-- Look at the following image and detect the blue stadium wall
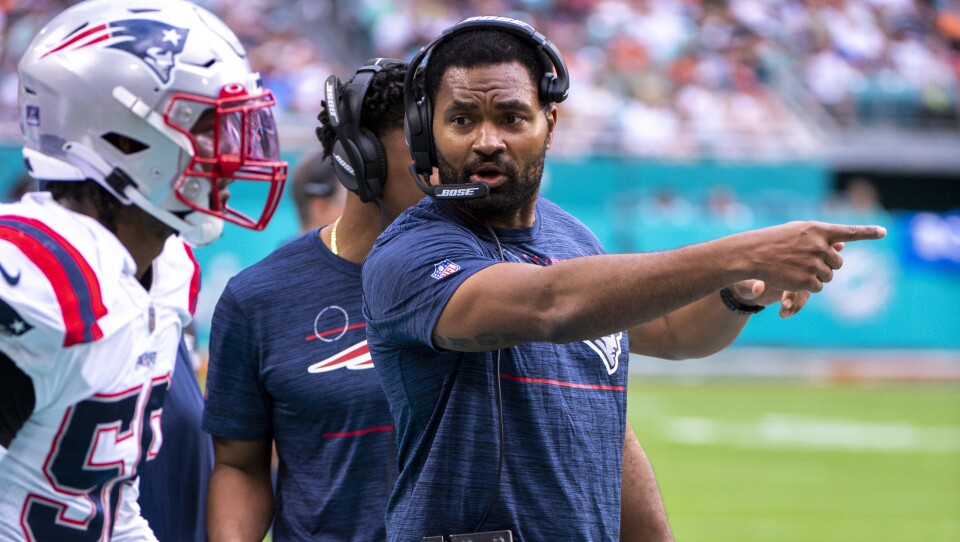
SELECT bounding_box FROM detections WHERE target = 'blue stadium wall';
[1,146,956,351]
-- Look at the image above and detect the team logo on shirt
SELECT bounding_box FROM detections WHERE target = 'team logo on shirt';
[42,19,189,84]
[306,305,374,373]
[431,259,461,280]
[583,332,623,375]
[308,340,373,373]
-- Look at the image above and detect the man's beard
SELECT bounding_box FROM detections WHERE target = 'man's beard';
[436,139,548,220]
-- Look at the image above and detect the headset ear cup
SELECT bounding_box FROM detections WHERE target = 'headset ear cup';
[331,138,363,194]
[357,127,386,202]
[409,95,435,175]
[424,96,437,168]
[540,73,557,104]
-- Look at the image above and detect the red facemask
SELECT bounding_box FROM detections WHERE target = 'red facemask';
[165,84,287,231]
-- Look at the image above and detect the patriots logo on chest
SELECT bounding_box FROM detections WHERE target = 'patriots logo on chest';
[583,331,623,375]
[305,305,373,374]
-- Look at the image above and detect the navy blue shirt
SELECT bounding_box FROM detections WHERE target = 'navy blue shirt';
[363,197,629,541]
[202,230,394,541]
[139,338,212,542]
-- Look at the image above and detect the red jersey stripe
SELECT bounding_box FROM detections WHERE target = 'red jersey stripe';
[323,425,393,439]
[0,216,106,346]
[182,243,201,316]
[499,373,626,392]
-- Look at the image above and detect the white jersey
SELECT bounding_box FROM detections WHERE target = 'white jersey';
[0,193,194,542]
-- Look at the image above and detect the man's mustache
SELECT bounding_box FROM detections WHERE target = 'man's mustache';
[457,155,519,184]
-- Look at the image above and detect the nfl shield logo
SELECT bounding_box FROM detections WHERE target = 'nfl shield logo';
[431,259,461,280]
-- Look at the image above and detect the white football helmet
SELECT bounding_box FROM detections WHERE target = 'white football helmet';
[18,0,287,246]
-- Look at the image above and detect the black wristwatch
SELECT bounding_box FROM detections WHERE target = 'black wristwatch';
[720,287,765,315]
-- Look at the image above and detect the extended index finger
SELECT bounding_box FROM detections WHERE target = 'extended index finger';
[824,224,887,243]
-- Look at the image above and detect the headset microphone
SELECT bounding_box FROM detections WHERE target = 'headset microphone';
[408,165,489,200]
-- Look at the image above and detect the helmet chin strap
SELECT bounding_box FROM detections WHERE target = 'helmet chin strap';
[57,140,223,246]
[121,185,224,247]
[179,211,224,247]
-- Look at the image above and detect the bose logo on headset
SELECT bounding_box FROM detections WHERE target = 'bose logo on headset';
[324,79,340,126]
[437,187,482,198]
[332,152,354,176]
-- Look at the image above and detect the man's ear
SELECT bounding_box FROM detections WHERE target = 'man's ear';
[544,105,558,149]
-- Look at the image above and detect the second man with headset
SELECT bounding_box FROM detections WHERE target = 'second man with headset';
[203,60,422,541]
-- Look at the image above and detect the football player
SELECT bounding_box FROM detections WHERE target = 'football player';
[0,1,286,540]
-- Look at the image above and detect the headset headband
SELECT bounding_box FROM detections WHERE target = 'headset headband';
[329,58,399,142]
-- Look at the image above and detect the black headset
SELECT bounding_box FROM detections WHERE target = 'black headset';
[403,16,570,199]
[323,58,402,203]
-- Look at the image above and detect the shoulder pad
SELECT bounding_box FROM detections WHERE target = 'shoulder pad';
[150,237,201,318]
[0,198,143,348]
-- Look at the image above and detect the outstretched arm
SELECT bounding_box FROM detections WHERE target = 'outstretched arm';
[434,222,884,352]
[207,437,274,542]
[628,279,811,359]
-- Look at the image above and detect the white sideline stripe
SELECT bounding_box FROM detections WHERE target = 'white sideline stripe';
[656,414,960,453]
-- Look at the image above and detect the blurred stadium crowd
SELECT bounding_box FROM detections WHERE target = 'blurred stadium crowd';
[1,0,957,159]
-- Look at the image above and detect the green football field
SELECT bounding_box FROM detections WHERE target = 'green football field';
[627,381,960,542]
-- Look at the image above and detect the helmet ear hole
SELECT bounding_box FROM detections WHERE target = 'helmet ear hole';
[102,133,149,154]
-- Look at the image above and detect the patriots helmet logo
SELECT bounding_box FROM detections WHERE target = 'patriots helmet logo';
[583,331,623,375]
[42,19,189,84]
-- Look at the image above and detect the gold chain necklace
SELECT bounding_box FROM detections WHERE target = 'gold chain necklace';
[330,217,341,256]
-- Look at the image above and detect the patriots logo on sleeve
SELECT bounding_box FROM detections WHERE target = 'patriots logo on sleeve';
[41,19,189,84]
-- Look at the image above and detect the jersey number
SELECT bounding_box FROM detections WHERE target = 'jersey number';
[20,377,169,541]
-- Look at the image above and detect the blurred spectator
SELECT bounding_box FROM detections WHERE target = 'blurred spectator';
[705,184,755,229]
[640,186,696,226]
[823,176,889,219]
[290,150,345,232]
[1,0,957,157]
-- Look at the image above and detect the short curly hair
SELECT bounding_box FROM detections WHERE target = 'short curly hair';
[423,29,554,109]
[317,62,407,160]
